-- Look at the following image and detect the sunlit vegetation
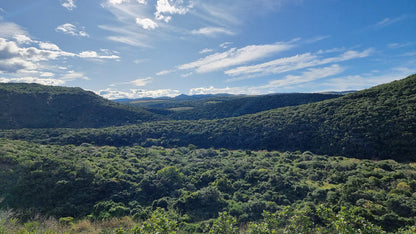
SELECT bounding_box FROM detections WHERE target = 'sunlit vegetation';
[1,75,416,233]
[1,139,416,232]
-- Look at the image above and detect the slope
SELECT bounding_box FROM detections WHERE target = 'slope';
[121,93,342,120]
[0,83,162,129]
[1,74,415,161]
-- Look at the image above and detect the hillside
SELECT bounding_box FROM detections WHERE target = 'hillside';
[0,83,162,129]
[122,93,342,120]
[3,74,414,161]
[1,139,416,232]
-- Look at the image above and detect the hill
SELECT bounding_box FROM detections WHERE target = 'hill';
[0,83,162,129]
[4,74,414,161]
[120,93,342,120]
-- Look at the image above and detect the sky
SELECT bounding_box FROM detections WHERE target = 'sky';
[0,0,415,99]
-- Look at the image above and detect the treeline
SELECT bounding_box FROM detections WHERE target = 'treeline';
[125,93,342,120]
[1,139,416,232]
[2,74,416,161]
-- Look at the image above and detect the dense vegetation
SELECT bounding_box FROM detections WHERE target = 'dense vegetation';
[1,139,416,233]
[3,74,415,161]
[122,93,341,120]
[0,83,162,129]
[1,75,416,233]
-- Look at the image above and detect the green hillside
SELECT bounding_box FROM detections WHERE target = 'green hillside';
[1,139,416,232]
[3,74,414,161]
[123,93,341,120]
[0,83,162,129]
[169,93,342,120]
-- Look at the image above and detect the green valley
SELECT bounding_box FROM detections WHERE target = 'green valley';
[1,74,416,233]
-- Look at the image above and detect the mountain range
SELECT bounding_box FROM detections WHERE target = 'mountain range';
[0,74,415,161]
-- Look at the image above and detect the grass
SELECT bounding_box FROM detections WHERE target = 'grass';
[0,210,135,234]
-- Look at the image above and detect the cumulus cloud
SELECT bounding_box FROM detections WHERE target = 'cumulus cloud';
[14,35,32,44]
[55,23,89,37]
[136,18,158,30]
[0,22,28,38]
[61,0,76,11]
[155,0,192,22]
[39,42,60,51]
[179,42,294,73]
[99,88,180,99]
[0,35,118,76]
[191,27,234,36]
[0,77,66,86]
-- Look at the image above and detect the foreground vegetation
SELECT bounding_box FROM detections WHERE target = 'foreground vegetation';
[1,139,416,232]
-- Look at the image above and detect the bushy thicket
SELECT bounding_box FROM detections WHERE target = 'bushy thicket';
[1,139,416,232]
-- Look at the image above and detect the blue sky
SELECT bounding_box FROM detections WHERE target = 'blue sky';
[0,0,415,99]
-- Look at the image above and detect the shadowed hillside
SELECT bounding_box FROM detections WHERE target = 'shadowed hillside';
[2,74,415,161]
[0,83,162,129]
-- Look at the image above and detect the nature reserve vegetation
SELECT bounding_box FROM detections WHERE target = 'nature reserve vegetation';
[0,74,416,233]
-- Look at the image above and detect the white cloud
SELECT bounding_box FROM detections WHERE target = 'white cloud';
[98,3,151,47]
[265,64,345,88]
[0,77,66,86]
[61,0,76,11]
[191,27,234,36]
[108,0,147,5]
[373,15,408,29]
[99,88,180,99]
[225,48,373,78]
[220,42,232,49]
[188,64,345,96]
[39,42,60,51]
[155,0,192,22]
[78,51,120,59]
[188,86,247,95]
[0,22,28,38]
[40,72,54,77]
[129,77,152,86]
[179,42,294,73]
[136,18,158,30]
[14,35,32,44]
[199,48,213,54]
[56,23,89,37]
[60,71,89,80]
[321,69,414,92]
[156,69,174,76]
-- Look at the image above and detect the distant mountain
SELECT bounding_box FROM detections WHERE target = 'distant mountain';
[0,83,162,129]
[8,74,414,161]
[169,93,342,120]
[2,74,416,161]
[120,93,342,120]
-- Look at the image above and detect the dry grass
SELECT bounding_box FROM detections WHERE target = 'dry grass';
[0,210,135,234]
